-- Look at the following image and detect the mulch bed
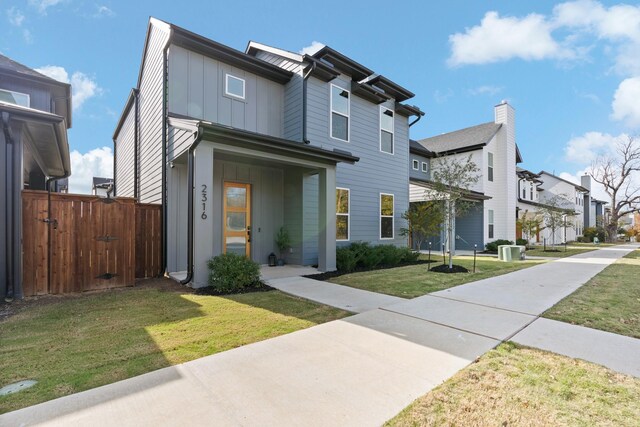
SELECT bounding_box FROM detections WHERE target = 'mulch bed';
[194,282,275,296]
[305,259,437,281]
[429,264,469,273]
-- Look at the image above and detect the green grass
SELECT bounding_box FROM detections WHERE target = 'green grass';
[525,246,596,258]
[569,242,617,248]
[386,342,640,426]
[329,256,545,298]
[0,282,349,414]
[544,249,640,339]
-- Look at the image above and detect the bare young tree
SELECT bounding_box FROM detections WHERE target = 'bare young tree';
[536,194,575,247]
[590,136,640,242]
[431,154,480,270]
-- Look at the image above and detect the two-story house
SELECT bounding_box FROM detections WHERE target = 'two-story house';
[409,102,520,251]
[0,53,72,299]
[113,18,423,287]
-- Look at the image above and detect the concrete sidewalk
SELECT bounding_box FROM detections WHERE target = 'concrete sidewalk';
[2,244,637,426]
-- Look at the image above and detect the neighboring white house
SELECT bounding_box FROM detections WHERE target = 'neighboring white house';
[409,102,519,252]
[92,177,114,197]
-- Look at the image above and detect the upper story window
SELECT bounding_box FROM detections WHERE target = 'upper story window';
[336,188,350,241]
[330,84,350,141]
[0,88,30,108]
[487,152,494,182]
[380,107,394,154]
[412,159,419,170]
[422,162,428,173]
[225,74,245,100]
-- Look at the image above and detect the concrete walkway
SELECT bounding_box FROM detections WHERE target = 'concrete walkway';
[2,244,638,426]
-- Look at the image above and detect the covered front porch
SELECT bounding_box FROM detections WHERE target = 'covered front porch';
[166,117,357,287]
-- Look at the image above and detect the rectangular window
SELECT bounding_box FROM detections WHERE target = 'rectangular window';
[530,184,533,200]
[336,188,350,241]
[330,84,349,141]
[380,193,394,239]
[487,152,494,182]
[522,187,526,199]
[0,88,30,107]
[412,159,419,170]
[380,107,394,154]
[488,209,494,239]
[422,162,428,172]
[225,74,245,99]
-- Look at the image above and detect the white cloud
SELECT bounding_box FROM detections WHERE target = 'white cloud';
[35,65,102,110]
[7,7,25,26]
[299,41,324,56]
[469,85,503,96]
[22,29,33,44]
[434,88,454,103]
[559,170,610,201]
[448,11,572,66]
[95,5,115,18]
[611,77,640,128]
[29,0,65,14]
[69,147,113,194]
[564,131,623,164]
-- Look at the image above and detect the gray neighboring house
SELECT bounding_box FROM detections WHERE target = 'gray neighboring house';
[112,18,423,287]
[92,176,114,196]
[410,102,521,251]
[0,54,72,300]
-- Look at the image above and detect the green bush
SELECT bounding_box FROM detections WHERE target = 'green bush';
[207,253,261,293]
[336,247,358,273]
[335,243,419,272]
[516,238,528,246]
[583,227,606,243]
[485,239,514,252]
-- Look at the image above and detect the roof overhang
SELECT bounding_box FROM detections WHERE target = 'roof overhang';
[396,103,425,118]
[168,114,359,165]
[1,101,70,178]
[312,46,373,81]
[364,75,414,103]
[410,177,492,201]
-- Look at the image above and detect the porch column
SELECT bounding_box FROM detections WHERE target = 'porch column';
[193,143,215,287]
[318,165,336,272]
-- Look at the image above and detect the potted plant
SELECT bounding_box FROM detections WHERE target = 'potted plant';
[275,226,291,266]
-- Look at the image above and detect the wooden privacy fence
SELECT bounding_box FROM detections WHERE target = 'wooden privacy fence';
[22,190,162,296]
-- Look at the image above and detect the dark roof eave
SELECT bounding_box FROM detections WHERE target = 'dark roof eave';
[365,75,414,102]
[112,89,136,140]
[170,29,293,84]
[312,46,373,81]
[192,120,359,164]
[396,103,425,118]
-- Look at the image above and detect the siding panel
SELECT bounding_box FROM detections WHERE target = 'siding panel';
[115,105,136,197]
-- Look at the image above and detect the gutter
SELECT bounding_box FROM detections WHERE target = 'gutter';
[179,128,204,285]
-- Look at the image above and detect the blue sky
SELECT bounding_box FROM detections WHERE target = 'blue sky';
[2,0,639,195]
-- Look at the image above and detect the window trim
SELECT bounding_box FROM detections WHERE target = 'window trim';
[488,209,494,239]
[225,74,246,100]
[487,152,494,182]
[379,106,394,155]
[336,187,350,242]
[380,192,395,240]
[330,84,350,142]
[0,87,30,107]
[412,159,419,170]
[421,162,428,173]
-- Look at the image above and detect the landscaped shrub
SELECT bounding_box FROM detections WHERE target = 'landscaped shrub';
[335,243,421,272]
[378,245,405,267]
[583,227,606,243]
[207,253,261,293]
[485,239,514,252]
[336,247,358,273]
[516,238,528,246]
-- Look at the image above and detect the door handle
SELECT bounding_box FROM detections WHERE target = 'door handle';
[247,226,251,243]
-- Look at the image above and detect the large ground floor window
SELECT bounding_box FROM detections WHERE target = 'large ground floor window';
[336,188,350,241]
[380,193,394,239]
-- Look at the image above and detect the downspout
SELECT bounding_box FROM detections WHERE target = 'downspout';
[2,112,15,301]
[301,61,316,144]
[179,128,204,285]
[162,43,170,276]
[133,88,140,200]
[408,113,423,127]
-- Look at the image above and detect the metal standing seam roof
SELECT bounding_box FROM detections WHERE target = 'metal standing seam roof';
[415,122,502,154]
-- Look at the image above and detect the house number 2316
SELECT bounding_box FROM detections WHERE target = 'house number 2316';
[201,184,207,220]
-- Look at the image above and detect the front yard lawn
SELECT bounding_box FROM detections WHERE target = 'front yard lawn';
[329,256,544,298]
[525,246,596,258]
[386,342,640,426]
[544,249,640,339]
[0,280,349,414]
